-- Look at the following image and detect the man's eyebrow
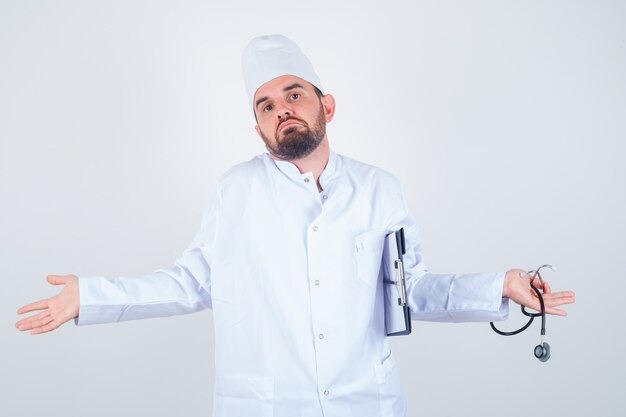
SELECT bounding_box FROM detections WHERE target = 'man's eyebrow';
[283,83,305,92]
[255,95,269,109]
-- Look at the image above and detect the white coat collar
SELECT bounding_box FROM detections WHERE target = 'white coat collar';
[268,149,338,191]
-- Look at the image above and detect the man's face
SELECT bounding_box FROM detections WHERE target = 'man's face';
[254,75,334,160]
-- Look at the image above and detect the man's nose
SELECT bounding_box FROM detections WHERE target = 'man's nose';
[275,101,293,120]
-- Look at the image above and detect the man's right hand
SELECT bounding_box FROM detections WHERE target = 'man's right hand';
[15,274,80,335]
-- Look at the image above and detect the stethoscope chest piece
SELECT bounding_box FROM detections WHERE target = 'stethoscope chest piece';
[534,342,551,362]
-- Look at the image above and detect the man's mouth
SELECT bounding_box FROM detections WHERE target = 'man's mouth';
[278,119,303,133]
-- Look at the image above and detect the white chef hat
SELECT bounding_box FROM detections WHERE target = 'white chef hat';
[242,34,324,109]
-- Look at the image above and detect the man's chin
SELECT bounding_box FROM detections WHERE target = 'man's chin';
[271,140,320,161]
[278,125,304,139]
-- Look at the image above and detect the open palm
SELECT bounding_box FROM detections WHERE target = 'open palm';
[15,274,80,335]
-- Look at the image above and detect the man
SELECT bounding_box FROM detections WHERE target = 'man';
[16,35,575,417]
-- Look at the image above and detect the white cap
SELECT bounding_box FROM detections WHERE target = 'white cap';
[242,34,324,108]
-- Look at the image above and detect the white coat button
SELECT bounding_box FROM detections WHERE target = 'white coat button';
[322,195,328,200]
[315,280,320,285]
[313,226,318,231]
[304,178,310,183]
[318,333,324,339]
[324,390,330,396]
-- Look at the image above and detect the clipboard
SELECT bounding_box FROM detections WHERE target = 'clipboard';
[382,228,412,336]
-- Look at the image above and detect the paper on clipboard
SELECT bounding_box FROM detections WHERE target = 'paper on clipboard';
[382,228,412,336]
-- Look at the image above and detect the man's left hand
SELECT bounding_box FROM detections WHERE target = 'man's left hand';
[503,268,576,316]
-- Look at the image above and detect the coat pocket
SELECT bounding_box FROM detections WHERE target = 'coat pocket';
[374,354,405,417]
[213,375,274,417]
[354,230,386,286]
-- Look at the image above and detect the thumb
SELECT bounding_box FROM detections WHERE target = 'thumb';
[47,274,69,285]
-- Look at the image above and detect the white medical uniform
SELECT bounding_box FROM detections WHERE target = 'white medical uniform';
[75,150,508,417]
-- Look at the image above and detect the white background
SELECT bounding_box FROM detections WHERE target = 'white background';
[1,1,624,416]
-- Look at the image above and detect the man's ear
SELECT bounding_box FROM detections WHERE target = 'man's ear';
[254,125,262,138]
[320,94,336,123]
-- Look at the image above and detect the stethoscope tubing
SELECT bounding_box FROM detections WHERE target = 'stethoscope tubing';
[490,266,549,342]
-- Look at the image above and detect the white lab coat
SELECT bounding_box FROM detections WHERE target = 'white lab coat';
[75,150,508,417]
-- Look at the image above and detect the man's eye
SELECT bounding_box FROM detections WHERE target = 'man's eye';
[290,93,300,100]
[263,104,273,112]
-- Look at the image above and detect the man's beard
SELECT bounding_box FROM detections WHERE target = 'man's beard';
[260,105,326,160]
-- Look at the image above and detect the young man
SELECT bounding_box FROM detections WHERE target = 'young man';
[16,35,575,417]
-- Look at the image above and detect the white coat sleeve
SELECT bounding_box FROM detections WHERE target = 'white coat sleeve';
[390,183,509,323]
[74,186,221,326]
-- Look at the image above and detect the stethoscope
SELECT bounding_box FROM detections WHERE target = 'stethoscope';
[490,264,555,362]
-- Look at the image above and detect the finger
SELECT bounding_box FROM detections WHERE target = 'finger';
[542,280,552,294]
[549,290,575,298]
[524,304,542,314]
[529,278,551,293]
[545,296,576,308]
[47,275,69,285]
[545,307,567,317]
[15,310,51,330]
[523,292,574,316]
[29,319,61,335]
[541,292,575,315]
[17,299,49,315]
[543,291,575,300]
[21,314,54,332]
[543,291,576,303]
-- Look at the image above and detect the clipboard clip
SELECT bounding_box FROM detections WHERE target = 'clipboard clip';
[383,228,412,336]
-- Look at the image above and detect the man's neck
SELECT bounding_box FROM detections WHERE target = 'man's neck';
[270,137,330,192]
